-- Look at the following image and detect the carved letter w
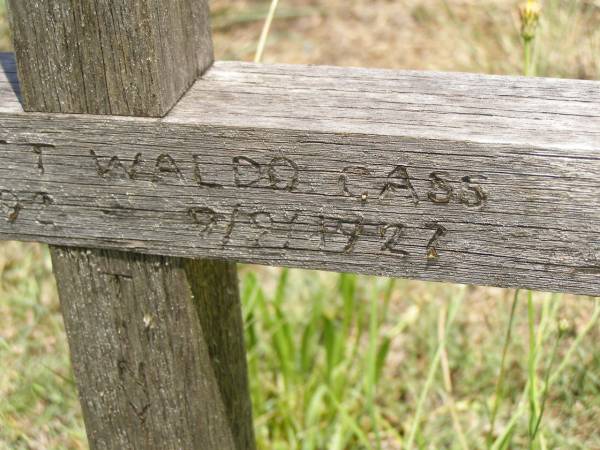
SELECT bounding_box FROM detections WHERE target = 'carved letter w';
[90,150,143,180]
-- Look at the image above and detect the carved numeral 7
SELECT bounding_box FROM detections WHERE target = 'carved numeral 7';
[426,223,448,260]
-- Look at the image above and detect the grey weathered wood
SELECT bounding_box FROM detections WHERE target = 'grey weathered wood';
[0,54,599,296]
[5,1,255,448]
[52,251,254,449]
[6,0,213,117]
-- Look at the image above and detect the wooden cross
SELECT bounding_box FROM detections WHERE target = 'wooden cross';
[2,0,599,448]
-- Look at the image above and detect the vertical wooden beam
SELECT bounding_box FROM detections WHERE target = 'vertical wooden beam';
[7,1,255,449]
[7,0,213,116]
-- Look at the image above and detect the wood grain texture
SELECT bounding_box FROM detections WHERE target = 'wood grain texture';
[6,0,213,117]
[0,54,599,296]
[5,0,255,446]
[52,251,254,449]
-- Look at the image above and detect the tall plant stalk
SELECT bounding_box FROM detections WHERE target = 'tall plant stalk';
[255,0,280,63]
[519,0,541,76]
[404,289,465,450]
[488,290,520,443]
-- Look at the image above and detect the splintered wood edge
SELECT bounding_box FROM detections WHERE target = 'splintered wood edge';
[0,53,599,295]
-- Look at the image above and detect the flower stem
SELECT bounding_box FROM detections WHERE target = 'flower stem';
[524,38,535,77]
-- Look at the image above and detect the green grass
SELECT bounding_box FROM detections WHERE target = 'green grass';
[0,243,85,449]
[2,243,600,449]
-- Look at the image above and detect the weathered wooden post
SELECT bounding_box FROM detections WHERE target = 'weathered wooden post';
[6,1,255,449]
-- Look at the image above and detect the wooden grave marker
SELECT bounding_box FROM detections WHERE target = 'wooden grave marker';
[1,0,599,448]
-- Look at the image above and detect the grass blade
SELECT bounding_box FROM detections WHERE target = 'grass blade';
[254,0,280,63]
[527,291,539,443]
[438,303,469,450]
[404,289,465,450]
[489,289,520,442]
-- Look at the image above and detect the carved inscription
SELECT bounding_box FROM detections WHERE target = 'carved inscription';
[339,166,371,203]
[379,165,420,204]
[0,189,21,222]
[380,224,408,256]
[0,139,55,176]
[85,148,488,209]
[425,223,447,260]
[185,204,449,259]
[92,150,142,179]
[0,189,55,225]
[233,156,299,191]
[31,143,54,175]
[0,139,492,262]
[337,164,487,208]
[428,172,488,207]
[153,154,185,183]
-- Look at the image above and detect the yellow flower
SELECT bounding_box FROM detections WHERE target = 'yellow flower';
[519,0,541,41]
[558,318,571,334]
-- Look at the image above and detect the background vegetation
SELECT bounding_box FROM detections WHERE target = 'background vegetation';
[1,0,599,449]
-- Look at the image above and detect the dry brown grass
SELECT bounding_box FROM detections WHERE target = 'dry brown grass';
[212,0,600,79]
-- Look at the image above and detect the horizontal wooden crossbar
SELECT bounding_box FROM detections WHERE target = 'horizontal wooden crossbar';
[0,53,598,295]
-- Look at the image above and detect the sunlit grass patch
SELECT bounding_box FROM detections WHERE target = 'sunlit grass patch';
[240,267,600,449]
[1,243,599,449]
[0,242,85,449]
